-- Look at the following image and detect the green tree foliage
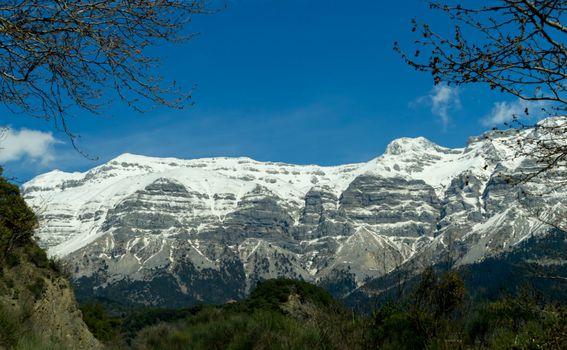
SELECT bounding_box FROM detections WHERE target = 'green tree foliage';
[245,278,338,311]
[0,303,21,348]
[81,275,566,349]
[466,293,567,349]
[133,308,331,350]
[80,300,201,344]
[80,302,122,342]
[85,279,367,349]
[370,269,566,349]
[0,168,37,258]
[370,269,466,349]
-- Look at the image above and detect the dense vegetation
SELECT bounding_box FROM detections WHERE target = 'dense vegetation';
[80,279,368,349]
[0,169,37,258]
[79,275,566,350]
[368,270,566,349]
[345,229,567,312]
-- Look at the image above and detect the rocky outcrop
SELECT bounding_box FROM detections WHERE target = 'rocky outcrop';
[339,175,440,237]
[30,273,100,348]
[0,247,100,349]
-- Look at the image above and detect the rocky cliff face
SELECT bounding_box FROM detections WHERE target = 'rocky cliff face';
[22,118,566,306]
[0,252,101,349]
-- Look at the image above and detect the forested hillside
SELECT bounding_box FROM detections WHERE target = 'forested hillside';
[80,277,566,349]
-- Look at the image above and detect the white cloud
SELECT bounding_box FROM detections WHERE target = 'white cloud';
[412,84,461,128]
[430,84,461,127]
[0,128,61,165]
[481,99,547,127]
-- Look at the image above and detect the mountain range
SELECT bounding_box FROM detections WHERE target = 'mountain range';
[22,117,566,307]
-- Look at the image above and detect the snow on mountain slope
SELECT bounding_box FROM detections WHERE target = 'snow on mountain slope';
[22,119,566,306]
[23,137,487,255]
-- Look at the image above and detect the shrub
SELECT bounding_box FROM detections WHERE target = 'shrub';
[369,269,467,349]
[4,277,14,289]
[0,304,22,348]
[129,282,369,350]
[14,334,68,350]
[5,250,20,267]
[133,308,329,350]
[80,302,122,342]
[27,277,46,300]
[84,275,566,349]
[119,305,200,343]
[246,278,337,312]
[27,244,50,269]
[466,294,567,349]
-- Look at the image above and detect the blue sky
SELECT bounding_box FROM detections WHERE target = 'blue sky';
[1,0,527,181]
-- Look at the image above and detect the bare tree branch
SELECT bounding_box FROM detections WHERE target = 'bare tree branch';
[396,0,566,181]
[0,0,215,153]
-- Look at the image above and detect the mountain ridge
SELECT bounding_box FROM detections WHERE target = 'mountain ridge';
[22,118,566,307]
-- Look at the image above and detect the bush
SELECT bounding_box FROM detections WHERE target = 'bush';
[119,305,200,343]
[131,280,367,350]
[133,308,328,350]
[246,278,337,311]
[466,294,567,349]
[80,302,122,342]
[27,277,46,300]
[0,304,21,348]
[80,275,566,349]
[14,334,68,350]
[369,269,467,349]
[368,270,567,350]
[5,250,20,267]
[27,244,50,269]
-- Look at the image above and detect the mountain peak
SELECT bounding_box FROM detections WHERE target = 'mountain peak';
[384,136,438,155]
[537,115,566,127]
[110,152,164,164]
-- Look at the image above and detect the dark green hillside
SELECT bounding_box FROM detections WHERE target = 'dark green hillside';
[346,229,567,311]
[461,229,567,302]
[80,279,369,349]
[78,275,566,350]
[121,279,368,350]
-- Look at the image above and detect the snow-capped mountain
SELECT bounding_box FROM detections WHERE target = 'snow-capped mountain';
[22,118,566,307]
